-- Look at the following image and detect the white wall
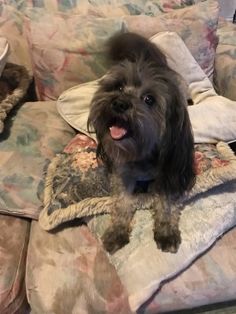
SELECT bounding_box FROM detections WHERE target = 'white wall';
[218,0,236,21]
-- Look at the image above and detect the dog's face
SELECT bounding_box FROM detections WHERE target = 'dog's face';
[88,59,188,166]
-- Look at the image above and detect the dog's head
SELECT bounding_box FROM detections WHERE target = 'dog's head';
[88,33,195,195]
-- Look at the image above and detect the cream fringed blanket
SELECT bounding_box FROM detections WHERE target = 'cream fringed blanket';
[40,140,236,231]
[39,135,236,311]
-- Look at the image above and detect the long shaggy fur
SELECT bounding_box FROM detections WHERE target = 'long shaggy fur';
[88,32,196,254]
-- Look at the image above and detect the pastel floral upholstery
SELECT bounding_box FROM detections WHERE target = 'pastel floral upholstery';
[0,215,30,314]
[0,101,75,219]
[26,220,236,313]
[24,0,219,100]
[142,228,236,313]
[214,19,236,101]
[2,0,198,14]
[0,0,201,97]
[0,5,32,71]
[26,221,132,314]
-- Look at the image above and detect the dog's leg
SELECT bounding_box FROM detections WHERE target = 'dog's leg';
[102,194,136,254]
[153,196,182,253]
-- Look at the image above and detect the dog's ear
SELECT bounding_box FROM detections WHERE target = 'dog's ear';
[107,32,167,67]
[159,94,196,197]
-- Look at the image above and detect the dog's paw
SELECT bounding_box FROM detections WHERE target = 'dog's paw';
[154,224,181,253]
[102,224,130,254]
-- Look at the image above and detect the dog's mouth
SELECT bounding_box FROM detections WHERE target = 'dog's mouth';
[108,118,129,140]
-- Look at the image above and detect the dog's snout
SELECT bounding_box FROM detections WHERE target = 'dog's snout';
[111,100,131,113]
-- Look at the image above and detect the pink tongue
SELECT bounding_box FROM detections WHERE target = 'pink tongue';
[109,126,127,140]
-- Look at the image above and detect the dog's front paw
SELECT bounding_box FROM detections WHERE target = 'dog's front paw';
[102,224,130,254]
[154,223,181,253]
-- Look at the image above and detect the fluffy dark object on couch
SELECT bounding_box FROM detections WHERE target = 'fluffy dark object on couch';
[88,32,196,254]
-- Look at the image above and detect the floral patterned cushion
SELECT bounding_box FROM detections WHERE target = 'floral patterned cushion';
[24,0,218,100]
[142,227,236,313]
[26,220,132,314]
[26,221,236,313]
[0,101,75,219]
[0,215,30,313]
[125,0,219,80]
[5,0,199,14]
[24,12,128,100]
[0,1,201,74]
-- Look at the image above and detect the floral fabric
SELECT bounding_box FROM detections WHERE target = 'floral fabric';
[28,216,236,313]
[24,0,219,100]
[0,0,200,99]
[26,221,132,314]
[142,227,236,313]
[5,0,197,14]
[0,5,32,71]
[24,12,128,100]
[125,0,219,80]
[214,19,236,101]
[41,134,234,219]
[0,101,75,219]
[0,215,30,314]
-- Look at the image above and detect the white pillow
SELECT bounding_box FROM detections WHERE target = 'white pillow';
[151,32,236,144]
[57,32,236,144]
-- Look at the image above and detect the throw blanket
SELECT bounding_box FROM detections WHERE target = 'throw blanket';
[39,134,236,311]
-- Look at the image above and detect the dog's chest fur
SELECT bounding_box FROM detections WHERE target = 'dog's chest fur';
[110,160,157,195]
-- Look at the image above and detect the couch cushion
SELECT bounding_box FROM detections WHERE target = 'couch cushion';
[0,1,201,75]
[2,0,197,14]
[0,215,30,314]
[142,227,236,313]
[26,221,236,313]
[24,0,219,100]
[0,101,75,219]
[26,221,132,314]
[125,0,219,80]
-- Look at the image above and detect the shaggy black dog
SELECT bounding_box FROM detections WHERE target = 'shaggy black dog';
[88,32,196,254]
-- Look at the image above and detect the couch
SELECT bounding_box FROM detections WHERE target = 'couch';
[0,0,236,313]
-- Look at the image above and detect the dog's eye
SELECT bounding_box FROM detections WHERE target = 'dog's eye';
[144,95,155,106]
[118,85,123,92]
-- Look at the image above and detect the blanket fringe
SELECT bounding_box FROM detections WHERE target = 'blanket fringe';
[39,142,236,231]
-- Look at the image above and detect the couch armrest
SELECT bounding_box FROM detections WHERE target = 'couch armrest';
[214,20,236,101]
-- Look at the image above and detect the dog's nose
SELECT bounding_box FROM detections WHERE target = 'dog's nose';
[111,100,131,113]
